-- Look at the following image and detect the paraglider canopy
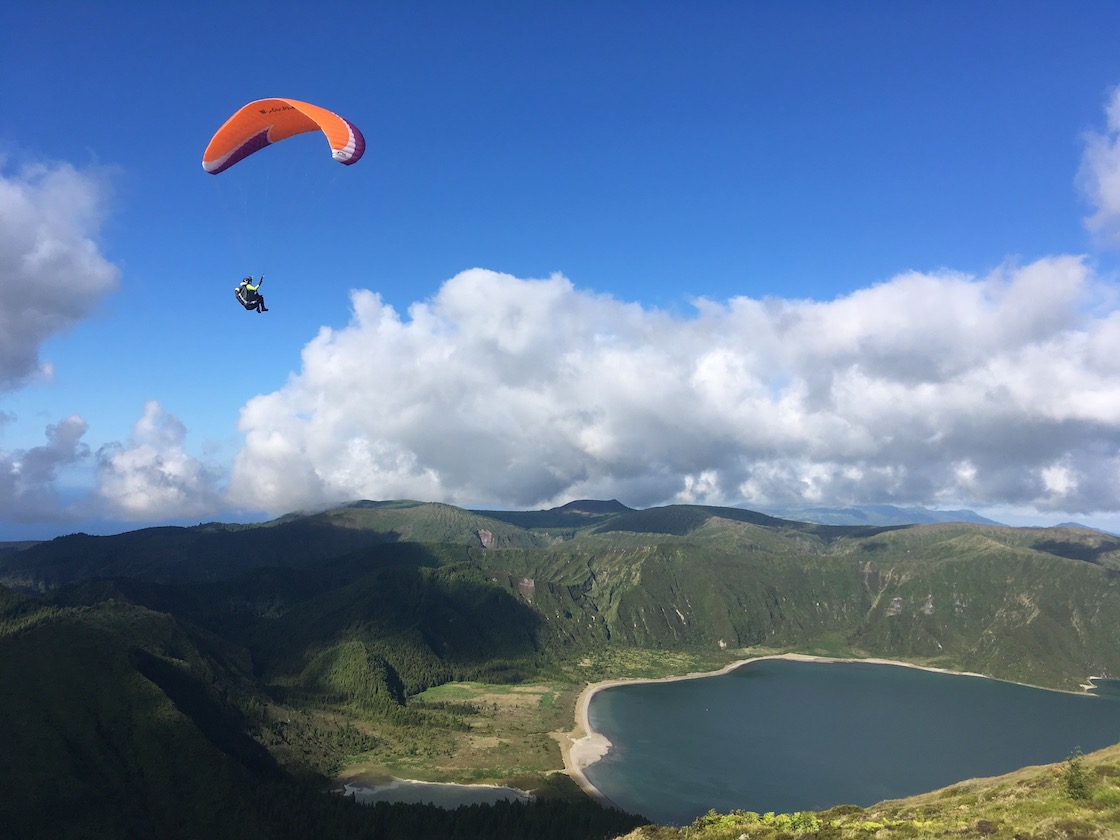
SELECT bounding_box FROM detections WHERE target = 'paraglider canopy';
[203,98,365,175]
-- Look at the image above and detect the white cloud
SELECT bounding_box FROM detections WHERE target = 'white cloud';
[0,157,120,389]
[227,260,1120,519]
[96,401,223,520]
[0,402,228,530]
[1078,85,1120,247]
[0,416,90,522]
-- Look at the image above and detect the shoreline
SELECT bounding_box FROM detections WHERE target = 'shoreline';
[556,652,1101,808]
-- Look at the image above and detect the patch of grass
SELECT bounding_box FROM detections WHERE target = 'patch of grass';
[337,679,580,786]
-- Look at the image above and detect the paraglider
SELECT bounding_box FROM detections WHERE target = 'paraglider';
[203,98,365,314]
[236,276,267,313]
[203,97,365,175]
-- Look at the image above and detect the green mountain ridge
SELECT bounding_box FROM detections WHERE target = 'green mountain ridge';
[3,499,1120,837]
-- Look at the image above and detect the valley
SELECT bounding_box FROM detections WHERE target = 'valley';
[2,499,1119,838]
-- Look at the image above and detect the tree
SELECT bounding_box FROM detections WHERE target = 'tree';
[1063,747,1090,801]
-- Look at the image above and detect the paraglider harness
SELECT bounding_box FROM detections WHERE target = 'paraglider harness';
[236,275,264,310]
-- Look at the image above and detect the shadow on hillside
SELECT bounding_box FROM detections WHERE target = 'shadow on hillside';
[1033,538,1120,566]
[0,520,409,588]
[131,648,285,781]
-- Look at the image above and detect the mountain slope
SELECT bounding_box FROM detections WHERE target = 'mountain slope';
[6,501,1120,689]
[0,501,549,589]
[0,596,284,838]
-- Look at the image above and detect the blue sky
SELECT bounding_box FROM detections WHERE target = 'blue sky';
[4,1,1120,539]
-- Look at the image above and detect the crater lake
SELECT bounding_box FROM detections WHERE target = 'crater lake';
[582,658,1120,825]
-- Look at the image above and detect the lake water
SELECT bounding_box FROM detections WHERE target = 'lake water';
[583,658,1120,825]
[342,779,532,808]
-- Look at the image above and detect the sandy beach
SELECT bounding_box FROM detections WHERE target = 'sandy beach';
[555,652,1083,807]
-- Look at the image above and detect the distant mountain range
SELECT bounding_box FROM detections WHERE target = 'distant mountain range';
[752,504,1116,535]
[750,503,1003,527]
[471,499,1006,528]
[472,498,1111,532]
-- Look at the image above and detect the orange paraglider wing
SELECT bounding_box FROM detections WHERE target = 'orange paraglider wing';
[203,98,365,175]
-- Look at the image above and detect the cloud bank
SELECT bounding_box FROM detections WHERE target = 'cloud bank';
[226,260,1120,518]
[0,156,123,530]
[95,401,223,520]
[0,416,89,523]
[0,157,120,389]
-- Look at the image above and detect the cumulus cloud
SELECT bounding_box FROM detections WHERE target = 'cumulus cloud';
[1078,85,1120,247]
[96,401,223,520]
[0,416,90,522]
[0,156,119,389]
[227,260,1120,518]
